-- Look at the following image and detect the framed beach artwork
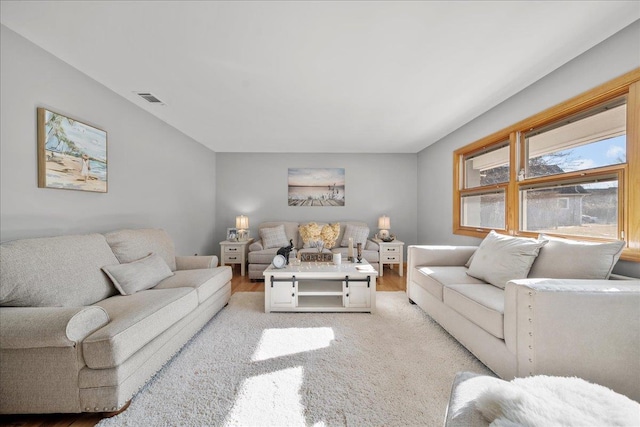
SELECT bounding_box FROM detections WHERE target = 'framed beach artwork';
[288,168,345,206]
[37,108,108,193]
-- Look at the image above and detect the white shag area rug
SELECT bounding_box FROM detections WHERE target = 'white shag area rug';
[98,292,492,427]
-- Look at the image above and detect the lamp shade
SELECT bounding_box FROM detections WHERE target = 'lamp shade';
[378,215,390,230]
[236,215,249,229]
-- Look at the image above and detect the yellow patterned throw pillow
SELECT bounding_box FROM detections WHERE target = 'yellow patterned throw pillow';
[299,222,322,248]
[320,223,340,248]
[299,222,340,249]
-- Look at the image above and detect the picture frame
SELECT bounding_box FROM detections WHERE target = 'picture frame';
[227,228,238,241]
[288,168,345,206]
[37,108,108,193]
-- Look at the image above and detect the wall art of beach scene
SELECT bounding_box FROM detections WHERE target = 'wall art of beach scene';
[37,108,107,193]
[288,168,345,206]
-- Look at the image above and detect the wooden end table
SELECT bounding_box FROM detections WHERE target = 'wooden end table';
[220,238,253,276]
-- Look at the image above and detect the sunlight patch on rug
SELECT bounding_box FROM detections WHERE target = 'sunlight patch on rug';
[252,327,335,362]
[223,366,307,427]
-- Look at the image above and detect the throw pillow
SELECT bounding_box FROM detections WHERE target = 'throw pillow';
[260,224,289,249]
[528,234,625,279]
[299,222,322,248]
[321,223,340,248]
[467,230,547,289]
[102,253,174,295]
[340,224,370,247]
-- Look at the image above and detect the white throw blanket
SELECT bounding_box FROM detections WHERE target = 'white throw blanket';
[475,375,640,427]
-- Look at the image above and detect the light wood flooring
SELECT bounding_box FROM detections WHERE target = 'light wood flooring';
[0,264,407,427]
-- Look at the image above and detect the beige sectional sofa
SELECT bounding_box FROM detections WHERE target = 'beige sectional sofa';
[0,228,232,414]
[247,221,380,280]
[407,237,640,402]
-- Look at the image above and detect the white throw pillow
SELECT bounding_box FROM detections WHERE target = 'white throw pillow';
[260,224,289,249]
[528,234,624,279]
[467,230,547,289]
[102,253,174,295]
[340,224,370,247]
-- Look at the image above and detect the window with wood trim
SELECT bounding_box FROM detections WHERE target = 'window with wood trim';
[453,68,640,262]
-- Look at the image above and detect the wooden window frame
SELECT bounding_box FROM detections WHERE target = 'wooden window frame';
[454,68,640,262]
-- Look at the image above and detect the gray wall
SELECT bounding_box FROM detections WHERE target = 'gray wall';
[417,20,640,277]
[216,153,417,257]
[0,25,218,256]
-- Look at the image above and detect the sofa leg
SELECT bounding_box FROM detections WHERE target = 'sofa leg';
[102,400,131,417]
[409,299,416,305]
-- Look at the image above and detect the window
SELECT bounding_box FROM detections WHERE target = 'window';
[520,177,619,240]
[525,98,626,178]
[453,69,639,262]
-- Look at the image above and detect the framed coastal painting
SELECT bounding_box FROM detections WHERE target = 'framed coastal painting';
[288,168,345,206]
[37,108,108,193]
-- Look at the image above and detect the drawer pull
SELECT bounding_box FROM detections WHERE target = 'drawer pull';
[229,257,237,260]
[229,248,238,251]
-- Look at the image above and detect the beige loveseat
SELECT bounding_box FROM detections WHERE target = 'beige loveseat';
[248,221,380,280]
[0,228,232,414]
[407,237,640,402]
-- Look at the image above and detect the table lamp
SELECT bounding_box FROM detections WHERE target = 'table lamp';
[236,215,249,241]
[378,215,391,240]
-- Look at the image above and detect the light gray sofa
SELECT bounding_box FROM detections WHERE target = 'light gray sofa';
[407,244,640,402]
[0,228,232,414]
[247,221,380,280]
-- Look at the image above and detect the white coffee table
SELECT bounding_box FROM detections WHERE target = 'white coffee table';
[264,260,378,313]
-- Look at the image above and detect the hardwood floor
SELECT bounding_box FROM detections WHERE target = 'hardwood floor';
[0,264,407,427]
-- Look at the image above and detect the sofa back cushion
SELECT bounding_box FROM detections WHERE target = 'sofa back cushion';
[105,228,177,271]
[0,234,119,307]
[528,234,625,279]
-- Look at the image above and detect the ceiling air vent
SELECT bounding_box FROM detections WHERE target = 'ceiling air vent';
[135,92,165,105]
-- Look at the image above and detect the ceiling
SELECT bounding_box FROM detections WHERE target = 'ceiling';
[1,2,638,154]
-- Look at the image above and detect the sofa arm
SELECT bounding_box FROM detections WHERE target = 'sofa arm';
[504,278,640,400]
[176,255,218,270]
[0,306,109,349]
[249,240,263,252]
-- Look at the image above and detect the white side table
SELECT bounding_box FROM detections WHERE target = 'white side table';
[374,238,404,277]
[220,239,253,276]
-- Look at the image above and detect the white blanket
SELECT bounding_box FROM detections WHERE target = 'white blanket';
[475,375,640,427]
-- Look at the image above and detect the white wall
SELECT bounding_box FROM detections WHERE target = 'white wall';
[417,20,640,277]
[215,153,417,257]
[0,25,218,256]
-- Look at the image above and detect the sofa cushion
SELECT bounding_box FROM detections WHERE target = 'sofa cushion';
[83,288,197,369]
[444,284,505,339]
[260,224,290,249]
[154,266,232,303]
[467,230,547,289]
[105,229,177,271]
[102,253,174,296]
[0,234,119,307]
[340,224,370,247]
[529,234,625,280]
[413,266,487,301]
